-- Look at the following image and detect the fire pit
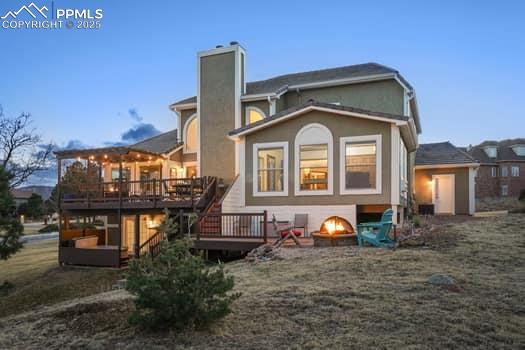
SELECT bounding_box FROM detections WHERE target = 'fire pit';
[312,216,357,247]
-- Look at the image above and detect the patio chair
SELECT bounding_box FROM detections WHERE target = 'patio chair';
[293,214,308,235]
[272,215,302,247]
[356,209,395,248]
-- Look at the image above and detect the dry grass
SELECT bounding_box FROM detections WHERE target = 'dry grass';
[0,240,121,318]
[1,215,524,349]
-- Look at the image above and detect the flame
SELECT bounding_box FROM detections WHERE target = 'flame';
[325,219,345,235]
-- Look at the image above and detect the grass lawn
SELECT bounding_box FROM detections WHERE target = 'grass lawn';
[0,240,122,318]
[22,222,47,235]
[0,214,524,349]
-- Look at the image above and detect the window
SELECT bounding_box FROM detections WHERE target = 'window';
[491,167,497,177]
[501,185,508,196]
[501,166,508,177]
[340,135,382,195]
[299,145,328,190]
[511,145,525,156]
[484,146,497,158]
[184,115,198,153]
[245,107,265,125]
[253,142,288,196]
[294,123,333,195]
[169,168,178,179]
[511,166,520,177]
[111,167,130,181]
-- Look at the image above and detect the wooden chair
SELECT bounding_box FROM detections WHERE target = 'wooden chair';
[293,214,308,236]
[356,209,395,248]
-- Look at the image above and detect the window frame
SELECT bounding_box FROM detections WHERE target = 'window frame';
[339,134,382,195]
[501,166,508,177]
[245,106,266,125]
[491,167,497,177]
[294,123,334,196]
[252,141,288,197]
[511,166,520,177]
[182,114,198,154]
[501,184,508,196]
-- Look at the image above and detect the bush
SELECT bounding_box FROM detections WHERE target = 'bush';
[519,189,525,201]
[412,215,422,228]
[126,239,240,330]
[38,224,58,233]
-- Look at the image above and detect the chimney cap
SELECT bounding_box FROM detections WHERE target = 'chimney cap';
[230,41,239,46]
[216,45,224,48]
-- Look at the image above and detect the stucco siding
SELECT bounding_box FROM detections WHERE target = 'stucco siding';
[244,110,392,206]
[199,51,237,182]
[280,79,404,116]
[414,167,470,215]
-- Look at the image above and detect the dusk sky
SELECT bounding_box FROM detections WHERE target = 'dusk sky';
[1,0,524,185]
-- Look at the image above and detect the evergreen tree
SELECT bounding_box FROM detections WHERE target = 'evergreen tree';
[0,166,24,260]
[126,239,240,330]
[25,193,44,219]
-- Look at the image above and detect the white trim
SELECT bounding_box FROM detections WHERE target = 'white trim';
[294,123,334,196]
[182,113,198,154]
[391,125,400,205]
[229,105,406,139]
[245,106,266,125]
[170,102,197,111]
[239,138,246,206]
[269,98,276,115]
[164,145,184,159]
[339,134,382,195]
[196,51,201,174]
[197,44,242,58]
[252,141,289,197]
[432,174,455,215]
[468,167,476,215]
[415,163,479,170]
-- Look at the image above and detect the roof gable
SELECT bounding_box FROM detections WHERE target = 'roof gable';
[416,142,477,166]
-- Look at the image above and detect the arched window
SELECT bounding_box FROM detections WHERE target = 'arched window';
[183,115,198,153]
[245,107,265,125]
[294,123,333,195]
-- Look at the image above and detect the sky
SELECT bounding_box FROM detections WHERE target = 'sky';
[0,0,524,185]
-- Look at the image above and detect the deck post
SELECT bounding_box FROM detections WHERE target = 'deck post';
[263,210,268,243]
[134,214,140,257]
[117,155,123,268]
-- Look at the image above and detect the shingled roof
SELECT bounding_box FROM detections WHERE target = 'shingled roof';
[416,142,477,166]
[467,139,525,164]
[170,62,411,107]
[130,129,181,154]
[229,100,409,137]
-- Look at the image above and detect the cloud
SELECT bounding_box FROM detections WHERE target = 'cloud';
[128,108,142,123]
[121,123,160,143]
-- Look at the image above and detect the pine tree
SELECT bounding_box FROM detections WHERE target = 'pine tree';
[0,166,24,260]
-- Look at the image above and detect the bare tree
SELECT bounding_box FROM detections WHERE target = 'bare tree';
[0,106,53,188]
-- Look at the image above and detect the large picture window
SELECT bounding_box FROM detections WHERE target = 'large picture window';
[340,135,382,195]
[294,123,333,195]
[253,142,288,196]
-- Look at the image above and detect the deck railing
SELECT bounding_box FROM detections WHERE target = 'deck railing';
[138,231,165,257]
[60,176,216,208]
[197,211,268,243]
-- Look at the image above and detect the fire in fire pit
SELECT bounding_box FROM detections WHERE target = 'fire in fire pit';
[313,216,356,247]
[320,216,354,235]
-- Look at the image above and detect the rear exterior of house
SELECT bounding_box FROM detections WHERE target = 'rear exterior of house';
[466,139,525,199]
[170,43,421,232]
[55,42,421,267]
[414,142,478,215]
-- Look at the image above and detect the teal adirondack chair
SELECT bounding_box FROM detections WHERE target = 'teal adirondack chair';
[357,209,395,248]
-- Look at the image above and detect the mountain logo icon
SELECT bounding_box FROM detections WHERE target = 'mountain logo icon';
[1,2,48,19]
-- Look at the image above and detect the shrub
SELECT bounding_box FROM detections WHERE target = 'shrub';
[519,189,525,201]
[412,215,422,228]
[38,224,58,233]
[126,239,240,330]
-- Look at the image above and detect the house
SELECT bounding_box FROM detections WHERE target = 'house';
[11,188,33,208]
[465,139,525,199]
[54,42,421,267]
[414,142,479,215]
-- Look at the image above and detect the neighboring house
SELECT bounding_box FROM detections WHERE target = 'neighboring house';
[414,142,479,215]
[465,139,525,199]
[54,42,421,267]
[11,189,33,208]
